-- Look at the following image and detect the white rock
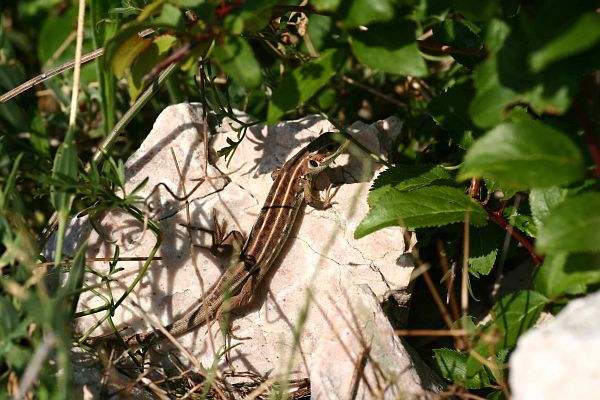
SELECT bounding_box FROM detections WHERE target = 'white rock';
[510,290,600,400]
[311,284,443,399]
[45,104,441,397]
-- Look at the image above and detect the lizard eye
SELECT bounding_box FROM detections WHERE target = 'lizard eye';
[309,159,320,168]
[324,143,338,152]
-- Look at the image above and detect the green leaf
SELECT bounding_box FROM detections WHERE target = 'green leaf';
[350,19,427,77]
[491,290,547,349]
[355,186,488,238]
[433,348,493,389]
[368,164,453,205]
[469,225,502,277]
[450,0,499,21]
[469,18,598,128]
[428,81,478,148]
[534,251,600,298]
[128,34,178,99]
[29,110,50,157]
[466,290,547,377]
[105,26,153,79]
[459,117,584,189]
[313,0,341,12]
[155,3,184,29]
[51,127,78,217]
[0,297,19,339]
[431,19,483,68]
[528,4,600,72]
[529,187,568,229]
[57,242,88,317]
[170,0,206,6]
[213,35,261,89]
[342,0,395,28]
[267,48,342,123]
[224,0,277,33]
[302,14,333,52]
[536,193,600,254]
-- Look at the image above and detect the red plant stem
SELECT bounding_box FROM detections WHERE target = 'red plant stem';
[487,211,543,266]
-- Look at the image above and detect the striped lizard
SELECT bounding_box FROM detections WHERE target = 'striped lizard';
[92,131,349,347]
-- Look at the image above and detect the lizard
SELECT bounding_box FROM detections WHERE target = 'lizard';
[90,131,349,348]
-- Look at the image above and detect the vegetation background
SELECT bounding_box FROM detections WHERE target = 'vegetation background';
[1,0,599,398]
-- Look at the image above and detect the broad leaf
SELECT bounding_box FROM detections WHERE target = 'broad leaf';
[534,251,600,298]
[312,0,341,12]
[355,186,488,238]
[368,164,453,205]
[536,192,600,254]
[491,290,547,349]
[213,35,261,89]
[105,26,153,79]
[469,18,600,128]
[342,0,395,28]
[527,3,600,72]
[267,49,342,123]
[350,19,427,77]
[529,187,568,229]
[433,348,493,389]
[466,290,547,375]
[129,34,178,99]
[459,117,584,189]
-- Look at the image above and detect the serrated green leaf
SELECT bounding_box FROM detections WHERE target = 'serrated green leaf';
[459,117,584,189]
[343,0,395,28]
[534,251,600,298]
[536,193,600,254]
[350,19,427,77]
[431,19,483,68]
[529,187,568,229]
[469,225,502,277]
[213,35,261,89]
[433,348,493,389]
[355,186,488,238]
[368,164,453,205]
[267,48,342,123]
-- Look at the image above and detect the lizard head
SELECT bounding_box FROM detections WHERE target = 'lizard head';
[304,131,349,175]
